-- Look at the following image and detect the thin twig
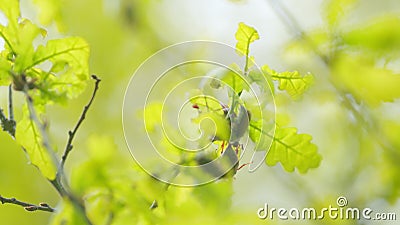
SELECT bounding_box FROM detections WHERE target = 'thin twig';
[8,85,14,121]
[22,84,94,225]
[61,75,101,168]
[0,195,55,212]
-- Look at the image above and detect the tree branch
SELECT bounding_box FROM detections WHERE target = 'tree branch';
[0,195,55,212]
[61,75,101,168]
[22,84,94,225]
[266,0,400,158]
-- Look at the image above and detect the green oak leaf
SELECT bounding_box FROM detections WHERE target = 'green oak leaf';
[32,0,65,31]
[235,22,259,57]
[15,106,57,180]
[268,127,321,173]
[12,19,47,73]
[0,2,90,102]
[220,65,249,95]
[249,120,321,173]
[0,0,20,27]
[0,56,11,85]
[28,37,90,100]
[263,65,314,99]
[248,69,275,94]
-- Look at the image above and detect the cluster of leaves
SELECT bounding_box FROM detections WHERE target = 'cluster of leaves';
[184,22,321,174]
[0,0,89,180]
[0,0,93,223]
[287,0,400,203]
[0,1,323,225]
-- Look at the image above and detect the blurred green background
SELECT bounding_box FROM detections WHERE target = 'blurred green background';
[1,0,400,224]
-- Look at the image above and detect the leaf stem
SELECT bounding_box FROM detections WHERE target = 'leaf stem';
[61,75,101,168]
[0,195,55,212]
[249,123,304,156]
[244,32,256,76]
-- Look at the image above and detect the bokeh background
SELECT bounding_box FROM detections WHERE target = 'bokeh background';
[1,0,399,224]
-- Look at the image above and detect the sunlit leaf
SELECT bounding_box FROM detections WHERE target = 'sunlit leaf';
[0,56,11,85]
[235,22,259,57]
[0,0,20,26]
[248,69,274,93]
[220,66,249,95]
[343,15,400,56]
[142,102,163,133]
[15,106,57,180]
[188,89,224,115]
[263,65,314,99]
[32,0,66,32]
[324,0,357,26]
[250,120,321,173]
[333,54,400,105]
[267,127,321,173]
[249,119,274,151]
[12,20,47,73]
[29,37,90,99]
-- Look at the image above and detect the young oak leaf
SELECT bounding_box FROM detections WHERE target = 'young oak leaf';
[249,120,321,173]
[27,37,90,101]
[266,127,321,173]
[0,56,11,85]
[235,22,259,57]
[0,2,89,102]
[263,65,314,99]
[15,107,57,180]
[220,64,250,95]
[12,19,47,73]
[0,0,20,27]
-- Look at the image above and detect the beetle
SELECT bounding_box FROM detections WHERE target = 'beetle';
[191,98,252,178]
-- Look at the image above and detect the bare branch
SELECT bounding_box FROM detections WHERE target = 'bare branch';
[61,75,101,168]
[0,195,55,213]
